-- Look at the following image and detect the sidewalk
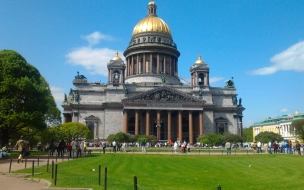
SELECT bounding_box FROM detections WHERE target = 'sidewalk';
[0,154,86,190]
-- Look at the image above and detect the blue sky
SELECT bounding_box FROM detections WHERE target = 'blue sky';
[1,0,304,128]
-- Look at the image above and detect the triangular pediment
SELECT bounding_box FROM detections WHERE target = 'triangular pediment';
[123,86,204,103]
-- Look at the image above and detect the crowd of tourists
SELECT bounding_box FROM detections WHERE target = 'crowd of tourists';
[251,140,303,155]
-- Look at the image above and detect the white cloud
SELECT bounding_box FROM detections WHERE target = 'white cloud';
[66,31,123,76]
[209,77,224,84]
[249,41,304,75]
[280,108,289,113]
[66,47,122,76]
[81,31,114,46]
[50,86,64,103]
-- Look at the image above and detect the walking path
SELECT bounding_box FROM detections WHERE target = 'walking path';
[0,155,89,190]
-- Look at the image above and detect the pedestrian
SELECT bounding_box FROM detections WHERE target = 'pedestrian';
[225,141,231,155]
[273,141,278,154]
[141,140,146,152]
[187,143,191,153]
[268,141,272,154]
[181,143,186,154]
[58,139,66,157]
[173,141,178,153]
[257,141,262,153]
[15,136,28,163]
[112,141,117,153]
[122,142,126,153]
[49,139,55,156]
[101,140,106,154]
[295,141,301,155]
[71,139,77,158]
[285,142,289,154]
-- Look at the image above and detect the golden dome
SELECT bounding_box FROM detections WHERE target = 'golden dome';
[112,51,122,61]
[148,0,156,5]
[195,55,205,64]
[132,15,171,36]
[132,0,171,36]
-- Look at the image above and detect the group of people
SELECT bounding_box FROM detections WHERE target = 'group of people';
[173,141,191,154]
[251,140,303,155]
[48,139,90,158]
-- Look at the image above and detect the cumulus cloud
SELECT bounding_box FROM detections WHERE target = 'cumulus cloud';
[249,41,304,75]
[50,86,65,110]
[280,108,288,113]
[66,31,123,76]
[81,31,114,46]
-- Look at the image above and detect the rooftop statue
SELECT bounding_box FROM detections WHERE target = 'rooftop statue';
[225,77,235,88]
[239,98,242,106]
[161,75,166,83]
[199,88,203,97]
[75,71,87,80]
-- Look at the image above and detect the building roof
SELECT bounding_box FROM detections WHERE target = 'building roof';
[252,112,304,127]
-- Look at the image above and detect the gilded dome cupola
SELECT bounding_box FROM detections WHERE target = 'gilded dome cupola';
[123,0,180,85]
[132,0,171,36]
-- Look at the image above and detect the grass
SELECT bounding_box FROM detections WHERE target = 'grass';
[14,153,304,190]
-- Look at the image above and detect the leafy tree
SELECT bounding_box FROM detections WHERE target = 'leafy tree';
[107,132,129,142]
[38,126,65,145]
[291,119,304,141]
[222,133,246,144]
[60,122,92,140]
[197,134,222,147]
[0,50,61,146]
[254,131,283,143]
[243,126,254,142]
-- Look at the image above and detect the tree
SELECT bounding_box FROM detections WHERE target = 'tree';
[243,126,254,142]
[0,50,61,146]
[254,131,283,143]
[60,122,92,140]
[222,133,246,144]
[107,132,130,142]
[291,119,304,141]
[197,134,222,147]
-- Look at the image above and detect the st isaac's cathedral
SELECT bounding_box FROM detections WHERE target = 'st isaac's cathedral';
[62,0,245,144]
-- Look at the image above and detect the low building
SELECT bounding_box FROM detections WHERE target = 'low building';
[252,111,304,142]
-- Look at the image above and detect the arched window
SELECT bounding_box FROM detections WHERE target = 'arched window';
[198,73,204,85]
[113,70,120,83]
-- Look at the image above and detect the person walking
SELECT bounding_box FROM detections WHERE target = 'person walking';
[58,139,66,157]
[141,140,146,152]
[187,143,191,153]
[257,141,262,153]
[112,141,117,153]
[252,141,257,154]
[101,140,106,154]
[15,136,28,163]
[268,141,272,154]
[225,141,231,155]
[273,141,279,154]
[122,142,126,153]
[173,142,178,153]
[295,141,301,155]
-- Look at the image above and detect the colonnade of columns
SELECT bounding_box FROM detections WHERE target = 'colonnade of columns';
[126,53,178,77]
[123,109,204,144]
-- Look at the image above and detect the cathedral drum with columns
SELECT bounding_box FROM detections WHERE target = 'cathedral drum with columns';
[62,0,245,144]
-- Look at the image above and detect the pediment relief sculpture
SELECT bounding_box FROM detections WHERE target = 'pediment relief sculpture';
[123,86,203,103]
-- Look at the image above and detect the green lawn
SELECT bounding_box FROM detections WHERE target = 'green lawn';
[14,153,304,190]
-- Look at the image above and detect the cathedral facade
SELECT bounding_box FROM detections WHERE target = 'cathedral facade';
[62,0,245,143]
